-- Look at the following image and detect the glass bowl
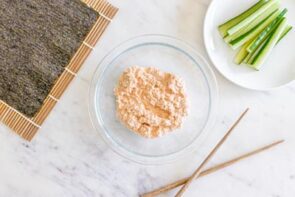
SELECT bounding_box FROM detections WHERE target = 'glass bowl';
[89,35,218,165]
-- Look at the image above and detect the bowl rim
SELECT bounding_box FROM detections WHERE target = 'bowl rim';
[89,34,219,165]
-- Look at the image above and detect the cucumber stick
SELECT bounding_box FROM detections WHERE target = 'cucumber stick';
[250,18,287,70]
[229,9,280,50]
[243,51,253,63]
[218,0,292,69]
[234,40,252,64]
[246,17,283,53]
[278,25,292,42]
[224,4,279,43]
[218,0,268,38]
[247,8,287,53]
[235,24,292,66]
[227,0,280,35]
[247,23,291,65]
[247,38,268,64]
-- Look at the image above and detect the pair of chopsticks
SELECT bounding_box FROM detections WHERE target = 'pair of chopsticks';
[142,108,284,197]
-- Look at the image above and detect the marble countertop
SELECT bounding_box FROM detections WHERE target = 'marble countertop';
[1,0,295,196]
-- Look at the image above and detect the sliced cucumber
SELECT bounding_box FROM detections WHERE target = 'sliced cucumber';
[224,4,279,44]
[218,0,268,38]
[277,25,292,42]
[227,0,280,35]
[238,24,291,67]
[229,9,280,50]
[250,18,287,70]
[234,40,252,64]
[218,0,292,69]
[247,37,269,64]
[243,51,253,64]
[247,8,287,53]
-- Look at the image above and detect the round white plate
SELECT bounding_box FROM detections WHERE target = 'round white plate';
[204,0,295,90]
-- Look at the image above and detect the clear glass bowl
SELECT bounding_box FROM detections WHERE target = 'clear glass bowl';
[89,35,218,164]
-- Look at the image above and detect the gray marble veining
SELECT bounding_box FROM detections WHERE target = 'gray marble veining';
[0,0,294,196]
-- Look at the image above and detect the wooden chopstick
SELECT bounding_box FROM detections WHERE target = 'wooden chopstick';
[141,139,284,197]
[174,108,249,197]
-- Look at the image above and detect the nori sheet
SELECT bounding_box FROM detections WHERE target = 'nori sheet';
[0,0,99,117]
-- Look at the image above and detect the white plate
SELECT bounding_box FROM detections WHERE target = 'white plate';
[204,0,295,90]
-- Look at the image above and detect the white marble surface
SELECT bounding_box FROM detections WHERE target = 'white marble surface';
[1,0,295,196]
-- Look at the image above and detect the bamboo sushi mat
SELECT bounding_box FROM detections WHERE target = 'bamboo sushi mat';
[0,0,118,141]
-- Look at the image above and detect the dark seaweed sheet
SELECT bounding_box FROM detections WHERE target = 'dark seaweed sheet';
[0,0,99,117]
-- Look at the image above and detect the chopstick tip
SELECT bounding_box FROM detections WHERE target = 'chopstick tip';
[277,139,285,144]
